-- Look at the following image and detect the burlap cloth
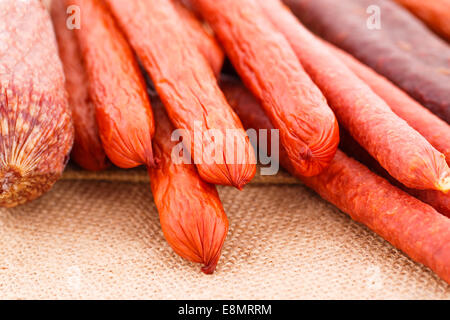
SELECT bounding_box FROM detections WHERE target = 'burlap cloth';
[0,166,448,300]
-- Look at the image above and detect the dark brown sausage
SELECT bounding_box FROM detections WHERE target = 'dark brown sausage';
[284,0,450,122]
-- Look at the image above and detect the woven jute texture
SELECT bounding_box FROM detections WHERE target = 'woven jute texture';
[0,166,449,299]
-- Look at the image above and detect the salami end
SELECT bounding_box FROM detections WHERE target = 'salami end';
[0,0,74,207]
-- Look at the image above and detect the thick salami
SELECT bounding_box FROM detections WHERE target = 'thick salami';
[284,0,450,122]
[0,0,74,207]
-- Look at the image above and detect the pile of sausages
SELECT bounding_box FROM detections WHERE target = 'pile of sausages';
[0,0,449,282]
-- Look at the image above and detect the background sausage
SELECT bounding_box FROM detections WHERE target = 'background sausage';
[172,0,224,76]
[394,0,450,42]
[260,0,450,192]
[51,0,108,171]
[323,40,450,166]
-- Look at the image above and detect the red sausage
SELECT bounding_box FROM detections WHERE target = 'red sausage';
[191,0,339,177]
[106,0,256,188]
[149,99,228,274]
[221,78,450,284]
[324,40,450,166]
[172,0,224,76]
[0,0,73,207]
[51,0,108,171]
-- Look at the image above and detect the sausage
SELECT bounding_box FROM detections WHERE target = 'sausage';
[69,0,155,168]
[323,40,450,166]
[106,0,256,188]
[339,128,450,217]
[221,78,450,284]
[191,0,339,177]
[148,98,228,274]
[394,0,450,42]
[50,0,108,171]
[260,0,450,192]
[0,0,74,207]
[284,0,450,122]
[172,0,224,76]
[303,151,450,284]
[407,188,450,217]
